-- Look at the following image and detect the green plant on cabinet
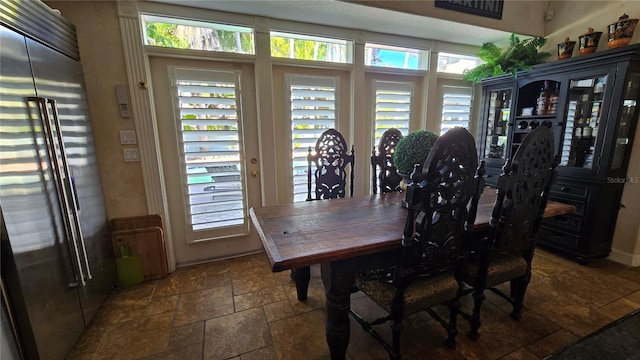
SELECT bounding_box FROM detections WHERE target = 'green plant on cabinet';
[463,34,551,84]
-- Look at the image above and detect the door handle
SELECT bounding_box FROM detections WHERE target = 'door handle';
[48,98,92,281]
[29,96,87,286]
[251,170,259,177]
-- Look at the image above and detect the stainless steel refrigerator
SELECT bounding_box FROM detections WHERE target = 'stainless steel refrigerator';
[0,1,116,359]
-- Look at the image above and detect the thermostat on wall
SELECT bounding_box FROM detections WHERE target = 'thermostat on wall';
[115,84,131,118]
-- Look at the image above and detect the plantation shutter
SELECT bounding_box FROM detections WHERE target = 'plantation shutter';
[372,81,412,185]
[174,68,247,237]
[440,85,473,134]
[289,75,337,202]
[373,80,412,144]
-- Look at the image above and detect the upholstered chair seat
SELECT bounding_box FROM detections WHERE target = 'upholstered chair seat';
[462,255,528,289]
[357,272,459,316]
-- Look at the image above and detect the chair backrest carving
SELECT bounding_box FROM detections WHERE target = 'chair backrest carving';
[371,128,403,194]
[491,126,557,254]
[307,129,355,201]
[403,127,484,278]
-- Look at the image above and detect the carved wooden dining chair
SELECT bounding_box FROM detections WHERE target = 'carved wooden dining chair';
[459,125,557,340]
[350,127,485,359]
[372,128,403,194]
[306,128,355,201]
[291,128,355,301]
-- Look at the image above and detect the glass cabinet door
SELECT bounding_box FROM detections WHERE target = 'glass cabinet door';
[559,74,608,169]
[610,72,640,170]
[483,88,512,162]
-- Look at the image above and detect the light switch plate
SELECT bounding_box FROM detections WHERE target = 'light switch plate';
[119,130,137,145]
[123,148,140,162]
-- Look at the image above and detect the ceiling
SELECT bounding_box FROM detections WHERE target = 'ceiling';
[149,0,513,47]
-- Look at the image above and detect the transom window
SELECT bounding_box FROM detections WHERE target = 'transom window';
[365,43,429,70]
[271,31,352,63]
[141,15,255,54]
[437,52,482,74]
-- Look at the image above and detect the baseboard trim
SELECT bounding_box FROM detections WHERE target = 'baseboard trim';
[607,249,640,267]
[176,249,265,269]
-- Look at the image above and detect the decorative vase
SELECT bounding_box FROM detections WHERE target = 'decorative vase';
[578,28,602,55]
[607,14,639,49]
[557,37,576,60]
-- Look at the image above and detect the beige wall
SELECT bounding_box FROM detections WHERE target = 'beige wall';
[44,0,640,264]
[46,0,148,219]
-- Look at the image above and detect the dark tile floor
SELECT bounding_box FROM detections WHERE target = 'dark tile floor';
[68,249,640,360]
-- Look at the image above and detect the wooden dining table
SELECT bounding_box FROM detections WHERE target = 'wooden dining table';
[249,189,575,360]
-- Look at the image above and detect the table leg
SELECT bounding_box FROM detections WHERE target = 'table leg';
[292,266,311,301]
[321,259,355,360]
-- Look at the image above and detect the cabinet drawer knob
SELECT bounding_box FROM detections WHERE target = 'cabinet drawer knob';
[561,186,570,192]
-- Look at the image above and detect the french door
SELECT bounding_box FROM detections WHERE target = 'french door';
[150,57,262,265]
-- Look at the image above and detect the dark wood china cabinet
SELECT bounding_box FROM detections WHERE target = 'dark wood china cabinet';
[477,44,640,263]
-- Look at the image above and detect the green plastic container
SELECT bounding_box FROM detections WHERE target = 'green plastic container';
[116,245,144,286]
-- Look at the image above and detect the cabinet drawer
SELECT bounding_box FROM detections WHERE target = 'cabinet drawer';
[538,226,580,250]
[542,214,582,233]
[548,196,586,216]
[550,182,589,198]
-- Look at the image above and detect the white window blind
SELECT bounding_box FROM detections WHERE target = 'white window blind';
[174,68,246,234]
[372,81,411,189]
[289,75,337,202]
[440,85,473,134]
[374,81,412,145]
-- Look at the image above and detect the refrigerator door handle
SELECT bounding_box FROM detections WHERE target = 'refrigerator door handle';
[27,96,87,286]
[47,98,93,281]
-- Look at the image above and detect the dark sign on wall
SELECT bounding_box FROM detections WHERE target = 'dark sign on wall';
[435,0,504,20]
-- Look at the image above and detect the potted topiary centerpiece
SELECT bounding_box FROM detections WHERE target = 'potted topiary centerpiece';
[393,130,439,183]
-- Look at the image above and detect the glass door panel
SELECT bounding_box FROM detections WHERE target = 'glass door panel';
[611,72,640,170]
[483,88,512,162]
[560,74,607,168]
